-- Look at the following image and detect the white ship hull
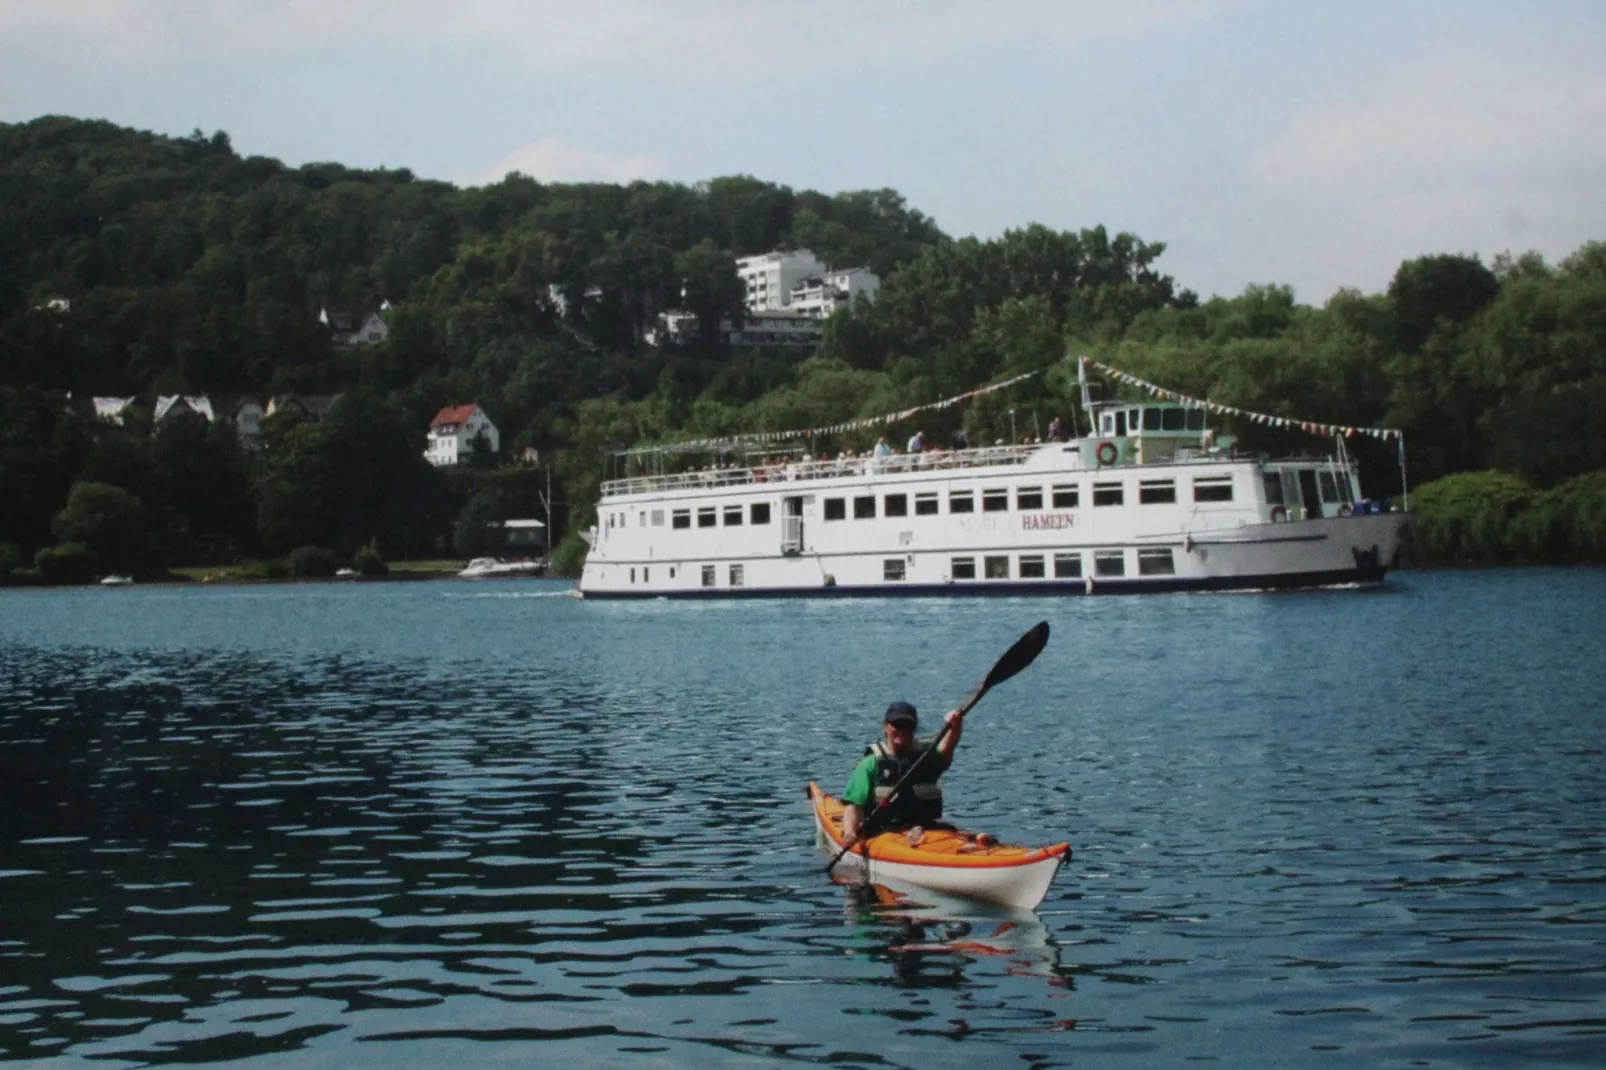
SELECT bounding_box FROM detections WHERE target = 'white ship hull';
[579,441,1411,600]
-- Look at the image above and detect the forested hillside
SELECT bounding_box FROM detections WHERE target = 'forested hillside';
[2,116,1603,581]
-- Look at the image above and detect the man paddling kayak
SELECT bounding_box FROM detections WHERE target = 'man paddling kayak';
[840,701,963,842]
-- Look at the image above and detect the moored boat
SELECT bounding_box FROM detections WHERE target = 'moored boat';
[458,557,546,579]
[808,781,1069,911]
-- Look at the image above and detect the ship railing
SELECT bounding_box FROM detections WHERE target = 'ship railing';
[600,443,1041,498]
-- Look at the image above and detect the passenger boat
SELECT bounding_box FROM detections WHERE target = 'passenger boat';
[577,359,1412,598]
[808,782,1069,911]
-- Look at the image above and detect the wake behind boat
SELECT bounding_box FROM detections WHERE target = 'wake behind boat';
[809,782,1069,911]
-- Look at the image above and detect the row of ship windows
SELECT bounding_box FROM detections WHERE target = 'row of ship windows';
[604,477,1237,532]
[821,478,1229,521]
[623,548,1177,586]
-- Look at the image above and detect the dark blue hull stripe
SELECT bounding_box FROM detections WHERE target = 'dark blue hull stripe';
[580,565,1391,599]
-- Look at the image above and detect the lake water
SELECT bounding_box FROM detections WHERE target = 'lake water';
[1,570,1603,1068]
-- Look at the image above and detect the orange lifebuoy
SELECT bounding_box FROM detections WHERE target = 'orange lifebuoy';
[1095,440,1119,466]
[1269,504,1288,522]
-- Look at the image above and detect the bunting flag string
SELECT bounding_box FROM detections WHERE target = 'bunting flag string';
[1082,357,1403,442]
[625,370,1039,455]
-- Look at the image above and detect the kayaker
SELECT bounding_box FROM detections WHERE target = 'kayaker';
[840,701,962,842]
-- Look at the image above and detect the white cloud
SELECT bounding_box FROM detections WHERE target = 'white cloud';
[465,137,664,186]
[1240,42,1606,291]
[0,0,1235,75]
[1248,47,1606,203]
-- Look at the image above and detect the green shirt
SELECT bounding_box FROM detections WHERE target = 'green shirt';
[842,739,950,809]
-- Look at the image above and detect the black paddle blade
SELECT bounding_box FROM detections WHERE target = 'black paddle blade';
[981,620,1050,693]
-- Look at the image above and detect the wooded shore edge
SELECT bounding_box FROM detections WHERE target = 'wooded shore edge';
[2,116,1602,585]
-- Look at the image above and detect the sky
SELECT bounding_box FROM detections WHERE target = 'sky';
[2,0,1603,303]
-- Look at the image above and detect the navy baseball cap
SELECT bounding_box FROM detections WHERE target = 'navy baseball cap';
[884,701,918,726]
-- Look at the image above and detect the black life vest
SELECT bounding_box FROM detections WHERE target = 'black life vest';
[865,739,946,826]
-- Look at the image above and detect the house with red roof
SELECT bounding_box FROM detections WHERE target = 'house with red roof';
[426,404,499,467]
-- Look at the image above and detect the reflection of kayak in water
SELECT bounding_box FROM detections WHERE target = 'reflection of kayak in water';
[809,781,1069,910]
[841,882,1070,990]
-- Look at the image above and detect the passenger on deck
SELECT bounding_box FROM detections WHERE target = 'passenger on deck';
[907,430,925,453]
[841,701,963,842]
[874,437,892,458]
[1047,415,1065,442]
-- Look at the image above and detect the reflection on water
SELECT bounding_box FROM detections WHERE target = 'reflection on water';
[2,571,1605,1067]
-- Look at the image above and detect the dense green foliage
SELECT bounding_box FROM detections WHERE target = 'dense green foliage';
[1,116,1602,581]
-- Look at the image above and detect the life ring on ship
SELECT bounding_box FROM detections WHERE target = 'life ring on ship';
[1337,502,1353,517]
[1269,504,1288,523]
[1095,440,1119,466]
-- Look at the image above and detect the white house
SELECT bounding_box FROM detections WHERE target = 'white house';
[320,304,390,345]
[426,404,500,467]
[735,249,827,313]
[789,266,880,318]
[154,395,216,423]
[91,397,137,425]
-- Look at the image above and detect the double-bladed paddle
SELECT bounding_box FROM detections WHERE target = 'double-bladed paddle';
[824,620,1051,876]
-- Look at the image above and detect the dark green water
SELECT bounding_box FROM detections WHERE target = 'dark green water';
[1,571,1603,1067]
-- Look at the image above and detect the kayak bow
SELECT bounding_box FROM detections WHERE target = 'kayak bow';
[808,782,1069,910]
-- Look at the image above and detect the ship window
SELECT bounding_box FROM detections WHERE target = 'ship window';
[670,567,676,579]
[1114,411,1127,436]
[1101,413,1115,434]
[750,502,771,525]
[915,492,939,515]
[630,567,636,583]
[672,509,691,529]
[1318,471,1339,502]
[1094,551,1126,577]
[824,498,846,521]
[949,491,975,513]
[853,495,876,519]
[1016,486,1043,511]
[638,512,646,526]
[1138,548,1176,576]
[951,557,976,580]
[884,493,908,517]
[1263,473,1285,505]
[724,505,743,525]
[1019,555,1046,578]
[1093,482,1124,506]
[701,565,716,587]
[643,567,649,582]
[983,488,1008,512]
[1139,479,1176,504]
[729,564,744,586]
[1194,477,1233,502]
[984,555,1010,579]
[1162,408,1185,431]
[1186,409,1206,430]
[698,507,717,528]
[651,509,664,526]
[1143,408,1162,431]
[1052,484,1079,508]
[1054,553,1082,578]
[883,558,905,581]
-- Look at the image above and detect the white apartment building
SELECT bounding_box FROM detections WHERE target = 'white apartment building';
[735,249,827,312]
[789,267,881,318]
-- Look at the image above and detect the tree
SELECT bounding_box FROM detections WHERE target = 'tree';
[52,481,150,574]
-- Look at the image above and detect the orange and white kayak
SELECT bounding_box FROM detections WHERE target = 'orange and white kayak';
[808,782,1069,910]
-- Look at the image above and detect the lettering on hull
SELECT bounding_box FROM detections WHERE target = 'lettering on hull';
[1022,513,1077,531]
